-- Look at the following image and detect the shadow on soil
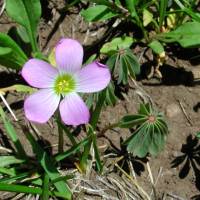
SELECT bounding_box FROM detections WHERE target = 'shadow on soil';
[0,71,24,88]
[139,63,195,86]
[171,135,200,193]
[102,137,147,176]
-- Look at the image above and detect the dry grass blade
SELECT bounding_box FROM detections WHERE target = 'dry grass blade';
[115,163,151,200]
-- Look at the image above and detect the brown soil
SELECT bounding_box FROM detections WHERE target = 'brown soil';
[1,1,200,199]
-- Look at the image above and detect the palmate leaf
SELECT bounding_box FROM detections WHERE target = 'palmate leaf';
[122,103,168,158]
[100,36,134,55]
[106,48,140,84]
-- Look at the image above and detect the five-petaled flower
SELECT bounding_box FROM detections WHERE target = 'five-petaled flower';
[22,38,111,126]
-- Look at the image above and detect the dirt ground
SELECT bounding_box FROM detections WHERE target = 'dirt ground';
[1,1,200,199]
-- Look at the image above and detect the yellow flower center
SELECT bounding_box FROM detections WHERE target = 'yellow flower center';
[54,74,76,95]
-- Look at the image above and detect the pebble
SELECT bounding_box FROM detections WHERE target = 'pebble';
[166,103,182,118]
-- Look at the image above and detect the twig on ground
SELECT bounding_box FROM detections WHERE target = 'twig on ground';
[0,93,18,121]
[83,22,92,45]
[150,167,163,197]
[167,192,186,200]
[147,162,157,200]
[130,78,155,107]
[178,100,193,126]
[0,145,12,153]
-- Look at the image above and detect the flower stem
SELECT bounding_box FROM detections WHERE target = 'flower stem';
[57,113,64,154]
[79,90,106,172]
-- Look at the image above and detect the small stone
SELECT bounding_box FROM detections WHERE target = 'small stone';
[166,103,182,118]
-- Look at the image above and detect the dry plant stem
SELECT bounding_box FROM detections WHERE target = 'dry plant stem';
[130,78,154,106]
[0,0,5,16]
[178,100,193,126]
[12,193,25,200]
[107,177,129,200]
[29,122,42,137]
[0,93,18,121]
[115,163,151,200]
[167,193,186,200]
[128,158,137,180]
[0,146,12,153]
[147,162,157,200]
[147,162,154,184]
[83,22,92,45]
[150,167,163,197]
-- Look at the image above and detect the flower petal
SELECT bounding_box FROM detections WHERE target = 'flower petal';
[75,62,111,93]
[24,89,60,123]
[22,58,58,88]
[55,38,83,73]
[59,93,89,126]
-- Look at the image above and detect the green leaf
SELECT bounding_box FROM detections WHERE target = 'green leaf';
[0,106,27,158]
[16,26,30,43]
[0,183,69,198]
[55,137,89,162]
[124,49,140,76]
[105,81,118,106]
[159,0,168,29]
[120,114,147,128]
[90,89,106,129]
[26,132,72,199]
[139,103,151,115]
[123,103,168,158]
[106,54,118,71]
[120,55,128,84]
[87,0,113,7]
[42,173,49,200]
[148,40,165,55]
[158,22,200,48]
[196,131,200,139]
[81,5,118,22]
[125,0,135,14]
[6,0,41,52]
[84,54,97,65]
[143,9,153,27]
[0,33,27,69]
[13,84,36,93]
[100,36,134,55]
[0,156,25,167]
[0,172,30,184]
[90,126,103,172]
[0,47,12,55]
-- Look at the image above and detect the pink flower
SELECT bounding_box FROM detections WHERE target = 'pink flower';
[22,38,111,126]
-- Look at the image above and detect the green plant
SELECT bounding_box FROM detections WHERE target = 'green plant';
[120,103,169,157]
[81,0,200,78]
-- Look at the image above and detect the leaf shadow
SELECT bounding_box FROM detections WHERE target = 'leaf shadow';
[102,136,146,176]
[171,135,200,190]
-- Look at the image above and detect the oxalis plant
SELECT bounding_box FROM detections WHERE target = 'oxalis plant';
[81,0,200,79]
[0,0,169,199]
